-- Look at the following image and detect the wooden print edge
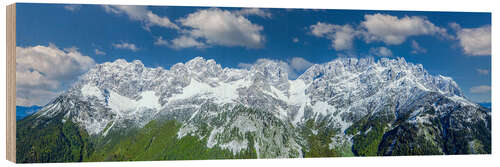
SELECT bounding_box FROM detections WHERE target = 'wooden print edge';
[6,3,16,163]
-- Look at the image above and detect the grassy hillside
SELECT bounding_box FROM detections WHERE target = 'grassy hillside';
[16,106,490,163]
[87,119,257,161]
[17,115,257,163]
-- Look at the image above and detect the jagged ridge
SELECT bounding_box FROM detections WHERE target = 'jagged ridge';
[18,56,490,162]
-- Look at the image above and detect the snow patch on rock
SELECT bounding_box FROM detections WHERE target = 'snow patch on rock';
[207,127,225,148]
[81,84,104,100]
[108,90,161,115]
[220,140,249,155]
[177,124,198,139]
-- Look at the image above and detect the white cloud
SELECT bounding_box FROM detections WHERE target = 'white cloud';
[146,11,179,30]
[310,22,357,50]
[289,57,313,71]
[94,49,106,55]
[370,46,393,57]
[112,42,139,51]
[309,13,452,51]
[237,58,279,69]
[155,36,206,49]
[456,25,491,56]
[64,5,81,12]
[361,13,450,45]
[16,89,61,107]
[170,36,206,49]
[411,40,427,54]
[103,5,179,30]
[104,7,266,49]
[238,58,297,78]
[237,62,253,69]
[176,8,265,49]
[476,69,489,75]
[310,22,336,37]
[235,8,272,18]
[154,36,169,46]
[16,44,95,106]
[470,85,491,94]
[237,57,313,79]
[449,22,461,31]
[292,37,299,43]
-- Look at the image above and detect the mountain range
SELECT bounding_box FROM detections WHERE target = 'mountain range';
[16,56,491,163]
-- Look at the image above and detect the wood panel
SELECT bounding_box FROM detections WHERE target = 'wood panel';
[6,3,16,163]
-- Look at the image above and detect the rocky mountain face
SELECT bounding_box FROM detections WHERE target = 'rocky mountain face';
[16,56,491,162]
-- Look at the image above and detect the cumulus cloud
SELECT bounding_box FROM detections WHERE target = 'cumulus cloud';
[308,13,452,51]
[289,57,313,71]
[456,25,491,56]
[292,37,299,43]
[238,58,298,78]
[310,22,336,37]
[94,49,106,55]
[237,57,313,79]
[237,58,271,69]
[16,44,95,106]
[103,5,179,30]
[310,22,357,51]
[236,62,253,69]
[176,8,265,49]
[154,36,169,46]
[235,8,272,18]
[470,85,491,94]
[112,42,139,51]
[449,22,461,31]
[411,40,427,54]
[64,5,81,12]
[16,89,62,107]
[170,36,207,49]
[104,7,266,49]
[370,46,393,57]
[155,36,206,49]
[361,14,450,45]
[476,69,489,75]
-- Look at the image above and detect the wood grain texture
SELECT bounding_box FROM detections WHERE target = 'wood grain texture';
[6,3,16,163]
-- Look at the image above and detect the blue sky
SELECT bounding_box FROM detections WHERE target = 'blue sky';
[15,3,491,106]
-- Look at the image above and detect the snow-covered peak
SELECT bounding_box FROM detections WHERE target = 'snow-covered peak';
[435,75,463,97]
[185,56,209,66]
[100,58,145,69]
[72,58,168,102]
[245,59,291,91]
[298,57,463,98]
[71,56,466,109]
[184,57,223,79]
[26,55,490,158]
[249,59,289,79]
[38,56,474,137]
[83,59,150,79]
